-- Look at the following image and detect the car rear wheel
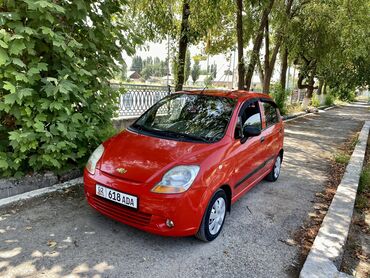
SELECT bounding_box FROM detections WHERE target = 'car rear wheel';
[265,154,282,182]
[195,189,227,242]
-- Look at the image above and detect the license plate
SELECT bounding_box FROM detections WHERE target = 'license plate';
[96,184,138,209]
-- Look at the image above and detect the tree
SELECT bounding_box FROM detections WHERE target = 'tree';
[209,63,217,79]
[132,0,237,91]
[236,0,245,89]
[175,0,190,91]
[184,50,191,84]
[244,0,275,91]
[0,0,142,176]
[130,56,143,73]
[258,0,294,94]
[191,60,201,84]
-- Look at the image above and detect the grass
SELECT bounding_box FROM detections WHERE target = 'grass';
[355,195,368,210]
[334,99,349,106]
[358,164,370,193]
[334,152,351,164]
[286,103,304,114]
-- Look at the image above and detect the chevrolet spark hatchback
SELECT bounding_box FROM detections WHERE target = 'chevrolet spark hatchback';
[84,90,284,241]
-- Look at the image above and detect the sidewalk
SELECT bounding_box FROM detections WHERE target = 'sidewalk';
[0,103,369,278]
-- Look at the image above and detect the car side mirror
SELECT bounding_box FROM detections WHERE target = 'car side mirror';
[241,125,261,143]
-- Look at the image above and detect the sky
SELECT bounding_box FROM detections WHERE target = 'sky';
[122,41,294,86]
[122,41,238,82]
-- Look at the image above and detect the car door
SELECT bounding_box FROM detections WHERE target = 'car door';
[260,100,283,170]
[228,99,267,196]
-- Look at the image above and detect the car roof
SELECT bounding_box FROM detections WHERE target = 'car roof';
[178,89,271,102]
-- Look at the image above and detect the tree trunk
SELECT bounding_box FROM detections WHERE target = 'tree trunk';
[175,0,190,92]
[236,0,245,90]
[280,47,288,91]
[245,0,274,91]
[317,79,324,105]
[262,19,270,94]
[300,75,315,109]
[261,0,294,94]
[256,58,264,86]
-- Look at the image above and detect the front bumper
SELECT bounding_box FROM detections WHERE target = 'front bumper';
[84,169,206,237]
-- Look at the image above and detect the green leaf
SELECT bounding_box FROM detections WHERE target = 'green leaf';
[18,88,33,98]
[0,159,9,169]
[34,121,44,132]
[0,48,9,66]
[57,123,67,134]
[3,82,16,93]
[0,40,8,49]
[14,72,28,82]
[27,67,40,76]
[9,40,26,55]
[12,58,26,67]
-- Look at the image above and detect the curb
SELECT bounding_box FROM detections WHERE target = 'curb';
[300,121,370,278]
[0,177,83,209]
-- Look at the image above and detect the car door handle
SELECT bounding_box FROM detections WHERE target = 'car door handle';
[260,136,265,143]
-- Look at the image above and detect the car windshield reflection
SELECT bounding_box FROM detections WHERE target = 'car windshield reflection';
[130,93,236,143]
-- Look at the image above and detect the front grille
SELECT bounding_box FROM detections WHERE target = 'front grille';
[92,196,152,226]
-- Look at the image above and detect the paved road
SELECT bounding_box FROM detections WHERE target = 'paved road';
[1,103,369,278]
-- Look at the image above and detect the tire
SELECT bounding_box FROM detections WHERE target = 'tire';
[265,154,282,182]
[195,189,227,242]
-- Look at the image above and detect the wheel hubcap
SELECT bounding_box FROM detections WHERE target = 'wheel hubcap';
[208,197,226,235]
[274,156,281,178]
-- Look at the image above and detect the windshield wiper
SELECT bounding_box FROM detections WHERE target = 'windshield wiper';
[159,130,210,143]
[131,124,211,143]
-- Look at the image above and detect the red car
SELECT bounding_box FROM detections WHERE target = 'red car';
[84,90,284,241]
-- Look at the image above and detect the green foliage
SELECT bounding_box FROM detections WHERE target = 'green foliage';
[270,84,289,115]
[191,60,201,84]
[324,94,334,106]
[311,93,320,107]
[130,56,143,74]
[334,153,350,165]
[0,0,142,177]
[334,88,356,102]
[184,51,191,83]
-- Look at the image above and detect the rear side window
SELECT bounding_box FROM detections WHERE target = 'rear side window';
[262,101,279,128]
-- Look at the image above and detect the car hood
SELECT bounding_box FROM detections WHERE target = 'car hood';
[99,129,223,183]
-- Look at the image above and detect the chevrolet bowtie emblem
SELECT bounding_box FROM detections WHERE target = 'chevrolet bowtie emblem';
[116,168,127,174]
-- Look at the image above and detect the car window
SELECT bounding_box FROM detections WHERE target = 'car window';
[132,93,236,143]
[235,101,262,138]
[262,101,279,128]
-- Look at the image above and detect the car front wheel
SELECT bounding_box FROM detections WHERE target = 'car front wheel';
[195,189,227,242]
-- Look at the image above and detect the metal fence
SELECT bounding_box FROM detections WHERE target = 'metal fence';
[113,83,307,118]
[113,83,199,118]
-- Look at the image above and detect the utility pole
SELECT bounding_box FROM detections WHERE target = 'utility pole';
[166,34,170,87]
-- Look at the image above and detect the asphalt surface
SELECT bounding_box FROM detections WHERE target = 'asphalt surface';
[1,103,369,278]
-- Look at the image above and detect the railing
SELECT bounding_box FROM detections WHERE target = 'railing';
[113,83,307,119]
[113,83,199,118]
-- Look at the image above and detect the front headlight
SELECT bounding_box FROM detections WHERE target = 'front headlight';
[86,144,104,175]
[151,165,200,194]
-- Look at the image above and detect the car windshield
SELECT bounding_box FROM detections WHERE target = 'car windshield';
[130,93,236,143]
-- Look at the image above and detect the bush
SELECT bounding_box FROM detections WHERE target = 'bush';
[0,1,141,177]
[271,84,289,115]
[324,94,335,106]
[311,93,320,107]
